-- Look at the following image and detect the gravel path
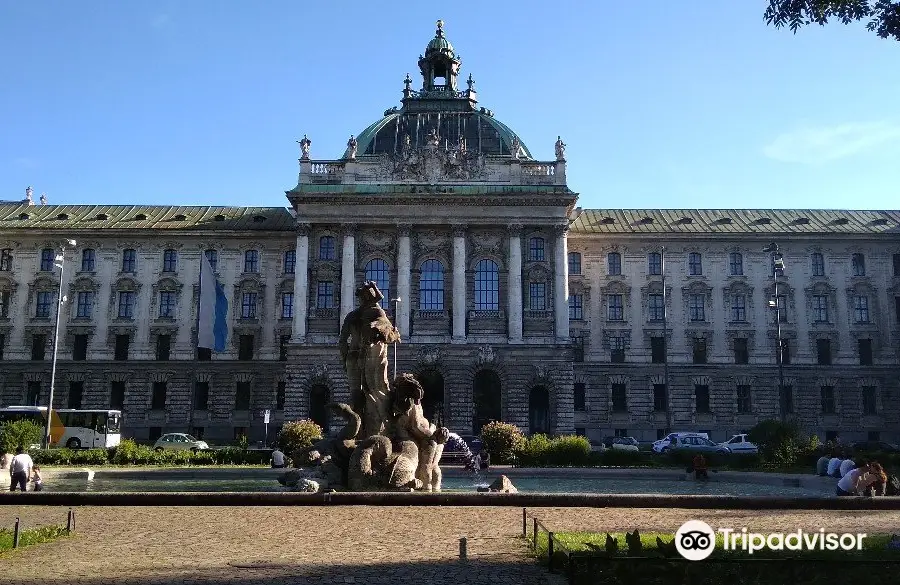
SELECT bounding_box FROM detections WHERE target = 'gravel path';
[1,505,899,584]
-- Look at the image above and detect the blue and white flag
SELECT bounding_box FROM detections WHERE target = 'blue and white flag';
[197,253,228,352]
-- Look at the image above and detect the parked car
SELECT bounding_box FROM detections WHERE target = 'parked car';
[657,435,729,454]
[852,441,900,453]
[588,438,606,452]
[610,437,640,452]
[652,432,710,453]
[153,433,210,452]
[720,434,759,454]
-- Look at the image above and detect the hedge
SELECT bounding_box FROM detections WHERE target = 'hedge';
[29,439,271,466]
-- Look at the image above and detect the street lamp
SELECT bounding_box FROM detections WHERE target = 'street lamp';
[44,239,76,449]
[763,243,786,420]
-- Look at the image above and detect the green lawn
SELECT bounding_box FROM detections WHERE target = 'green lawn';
[0,525,69,554]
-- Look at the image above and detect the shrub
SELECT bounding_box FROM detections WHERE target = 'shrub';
[747,419,800,460]
[546,435,591,466]
[598,449,653,467]
[0,420,45,454]
[480,421,525,464]
[277,420,323,458]
[517,433,552,466]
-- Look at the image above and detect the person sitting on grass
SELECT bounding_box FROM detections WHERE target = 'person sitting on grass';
[270,446,286,469]
[692,453,709,480]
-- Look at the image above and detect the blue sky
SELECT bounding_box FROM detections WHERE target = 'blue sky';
[1,1,898,210]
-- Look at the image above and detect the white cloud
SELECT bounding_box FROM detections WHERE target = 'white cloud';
[763,122,900,165]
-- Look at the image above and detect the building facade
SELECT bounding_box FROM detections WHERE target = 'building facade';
[2,23,899,444]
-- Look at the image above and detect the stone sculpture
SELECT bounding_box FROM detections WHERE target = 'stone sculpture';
[555,136,566,161]
[345,135,358,160]
[280,281,450,492]
[298,135,311,160]
[511,136,520,160]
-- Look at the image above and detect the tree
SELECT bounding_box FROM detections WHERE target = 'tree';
[764,0,900,41]
[0,420,44,454]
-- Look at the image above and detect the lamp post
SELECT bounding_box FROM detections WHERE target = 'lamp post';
[44,239,76,449]
[763,243,786,420]
[661,247,671,434]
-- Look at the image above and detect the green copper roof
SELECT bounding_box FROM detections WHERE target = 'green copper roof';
[0,204,295,231]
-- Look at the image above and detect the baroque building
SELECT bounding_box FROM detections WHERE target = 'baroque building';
[1,22,900,444]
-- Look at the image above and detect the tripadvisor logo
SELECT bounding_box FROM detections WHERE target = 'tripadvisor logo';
[674,520,867,561]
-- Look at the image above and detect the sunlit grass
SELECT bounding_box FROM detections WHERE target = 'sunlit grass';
[0,525,69,553]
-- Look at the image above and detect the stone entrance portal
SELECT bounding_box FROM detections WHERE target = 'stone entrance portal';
[473,369,502,434]
[529,385,550,435]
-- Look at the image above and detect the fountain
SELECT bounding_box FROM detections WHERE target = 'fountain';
[445,431,486,487]
[278,281,451,492]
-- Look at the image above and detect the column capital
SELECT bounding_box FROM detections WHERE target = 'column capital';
[295,222,312,237]
[452,224,468,238]
[341,223,358,237]
[507,223,523,237]
[552,223,570,237]
[397,223,413,238]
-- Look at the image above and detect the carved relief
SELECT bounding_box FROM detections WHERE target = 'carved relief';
[358,229,396,260]
[476,345,495,365]
[417,345,442,367]
[470,230,502,255]
[376,143,488,182]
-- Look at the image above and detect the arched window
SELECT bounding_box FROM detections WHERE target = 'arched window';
[474,259,499,311]
[318,236,336,260]
[528,238,545,261]
[419,259,444,311]
[364,258,390,306]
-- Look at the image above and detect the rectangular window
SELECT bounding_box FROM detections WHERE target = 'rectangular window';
[614,428,628,438]
[0,290,9,318]
[574,383,586,411]
[316,281,335,309]
[568,294,583,320]
[529,238,545,261]
[0,333,5,360]
[813,295,828,322]
[276,381,286,410]
[118,291,135,319]
[730,294,746,322]
[568,252,581,275]
[695,384,710,413]
[688,252,702,275]
[318,236,336,260]
[811,253,825,277]
[194,381,209,410]
[81,249,95,272]
[611,336,626,363]
[31,334,46,360]
[162,249,178,272]
[858,338,873,366]
[40,248,54,272]
[244,250,259,273]
[733,338,748,364]
[816,338,832,365]
[648,293,664,321]
[67,381,83,409]
[529,282,546,311]
[35,291,53,318]
[121,249,136,273]
[238,335,254,360]
[651,336,666,363]
[862,386,877,415]
[114,334,130,361]
[851,253,866,277]
[110,381,125,410]
[26,381,41,406]
[780,385,793,414]
[241,292,257,319]
[648,252,661,275]
[736,385,752,414]
[151,382,167,411]
[820,385,835,414]
[156,334,171,361]
[0,248,12,271]
[205,249,218,271]
[158,291,176,318]
[653,384,668,412]
[692,338,707,364]
[611,383,627,412]
[729,252,743,276]
[689,294,705,321]
[607,294,624,321]
[281,293,294,319]
[73,334,88,361]
[235,381,252,410]
[197,347,211,361]
[283,250,296,274]
[777,339,791,365]
[607,252,621,275]
[280,335,290,361]
[894,253,900,277]
[76,291,94,319]
[854,295,869,323]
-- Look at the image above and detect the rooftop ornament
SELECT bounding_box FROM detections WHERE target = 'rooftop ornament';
[344,135,358,160]
[25,186,34,206]
[555,136,566,161]
[298,135,312,160]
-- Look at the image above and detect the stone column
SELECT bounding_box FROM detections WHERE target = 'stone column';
[291,223,310,342]
[554,225,570,341]
[507,224,523,343]
[340,224,356,326]
[452,226,467,343]
[397,224,412,341]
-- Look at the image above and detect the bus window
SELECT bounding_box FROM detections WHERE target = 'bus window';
[106,413,121,433]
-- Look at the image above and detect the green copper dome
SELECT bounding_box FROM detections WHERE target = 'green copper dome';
[425,19,455,58]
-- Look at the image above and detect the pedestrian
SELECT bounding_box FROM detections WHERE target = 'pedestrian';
[0,450,12,472]
[692,453,709,480]
[836,462,879,496]
[31,465,44,492]
[270,446,286,469]
[9,446,34,492]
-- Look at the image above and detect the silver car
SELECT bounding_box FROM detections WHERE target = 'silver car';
[153,433,209,452]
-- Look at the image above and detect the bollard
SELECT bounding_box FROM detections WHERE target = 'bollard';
[548,531,555,571]
[66,509,72,532]
[533,517,538,549]
[522,507,527,538]
[459,536,467,560]
[13,517,20,549]
[71,509,76,533]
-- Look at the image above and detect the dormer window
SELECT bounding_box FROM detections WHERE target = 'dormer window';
[96,213,108,220]
[214,214,226,222]
[792,217,810,225]
[869,218,888,226]
[57,213,69,220]
[832,217,849,225]
[600,217,615,224]
[639,217,654,224]
[19,213,29,220]
[173,214,187,221]
[754,217,771,225]
[714,217,732,225]
[252,215,267,223]
[677,217,693,224]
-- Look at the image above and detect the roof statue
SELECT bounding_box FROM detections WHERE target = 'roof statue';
[555,136,566,161]
[511,136,521,160]
[344,135,358,160]
[39,193,47,206]
[298,135,311,160]
[25,186,34,206]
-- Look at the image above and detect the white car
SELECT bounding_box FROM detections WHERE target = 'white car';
[153,433,209,452]
[610,437,640,452]
[652,432,709,453]
[720,434,758,454]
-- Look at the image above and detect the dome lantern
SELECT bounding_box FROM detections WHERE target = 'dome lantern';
[418,19,461,92]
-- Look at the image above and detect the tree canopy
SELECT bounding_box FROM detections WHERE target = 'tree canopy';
[765,0,900,40]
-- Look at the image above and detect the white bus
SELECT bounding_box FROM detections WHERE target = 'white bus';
[0,406,122,449]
